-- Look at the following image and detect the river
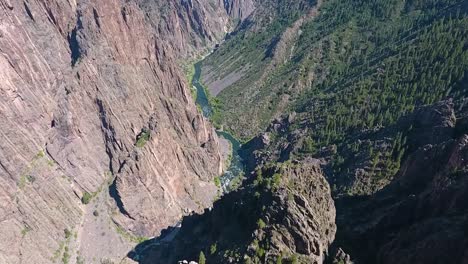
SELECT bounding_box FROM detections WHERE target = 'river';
[192,62,245,191]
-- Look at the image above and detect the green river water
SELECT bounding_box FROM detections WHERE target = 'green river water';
[192,62,245,190]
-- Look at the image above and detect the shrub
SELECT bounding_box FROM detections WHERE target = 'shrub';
[21,226,31,236]
[62,246,70,264]
[272,173,282,189]
[210,243,217,255]
[257,219,266,229]
[214,176,221,188]
[135,130,151,148]
[81,192,92,204]
[64,228,72,239]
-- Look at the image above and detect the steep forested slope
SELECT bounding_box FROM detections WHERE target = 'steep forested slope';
[202,0,468,141]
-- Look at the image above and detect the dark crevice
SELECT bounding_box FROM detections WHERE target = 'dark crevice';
[117,160,127,174]
[96,98,116,177]
[109,177,134,219]
[0,159,14,181]
[23,1,34,21]
[95,98,134,220]
[68,27,80,66]
[121,8,128,25]
[46,7,57,26]
[68,14,83,67]
[93,8,101,28]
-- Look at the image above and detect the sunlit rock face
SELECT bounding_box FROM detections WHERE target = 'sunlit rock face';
[0,0,244,262]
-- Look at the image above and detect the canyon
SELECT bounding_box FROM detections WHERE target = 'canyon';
[0,0,467,263]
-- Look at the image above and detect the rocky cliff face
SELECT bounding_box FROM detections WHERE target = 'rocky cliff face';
[135,0,231,59]
[0,0,245,262]
[223,0,256,21]
[137,160,336,264]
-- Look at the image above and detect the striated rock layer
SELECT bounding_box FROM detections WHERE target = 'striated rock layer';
[0,0,247,262]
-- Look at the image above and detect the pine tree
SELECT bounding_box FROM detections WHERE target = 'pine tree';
[199,251,206,264]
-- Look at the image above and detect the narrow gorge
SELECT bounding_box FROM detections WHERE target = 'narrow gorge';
[1,0,467,264]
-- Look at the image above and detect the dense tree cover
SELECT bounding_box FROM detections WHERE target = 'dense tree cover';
[203,0,467,143]
[272,0,468,192]
[292,0,467,148]
[201,0,467,194]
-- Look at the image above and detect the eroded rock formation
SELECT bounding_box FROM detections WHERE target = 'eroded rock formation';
[137,160,336,264]
[0,0,247,262]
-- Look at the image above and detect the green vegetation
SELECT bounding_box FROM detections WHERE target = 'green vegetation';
[199,251,206,264]
[201,1,317,138]
[62,245,70,264]
[202,0,467,144]
[35,150,45,159]
[81,192,93,204]
[272,173,282,189]
[251,238,267,260]
[18,149,55,190]
[257,219,267,229]
[64,228,72,239]
[214,176,221,188]
[227,172,245,191]
[204,84,223,128]
[21,226,31,237]
[81,173,114,205]
[290,254,299,264]
[253,167,283,191]
[300,136,317,154]
[18,175,35,189]
[52,241,65,262]
[293,0,467,152]
[76,256,85,264]
[210,243,217,255]
[113,222,148,243]
[183,63,198,101]
[135,130,151,148]
[52,228,74,264]
[198,0,467,196]
[276,254,283,264]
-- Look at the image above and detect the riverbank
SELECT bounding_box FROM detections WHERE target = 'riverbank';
[191,61,246,192]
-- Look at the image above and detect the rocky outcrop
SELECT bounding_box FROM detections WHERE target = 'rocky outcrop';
[327,101,468,263]
[136,160,336,264]
[0,0,241,262]
[235,99,468,263]
[240,113,300,172]
[245,100,460,197]
[335,134,468,263]
[223,0,256,21]
[330,248,354,264]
